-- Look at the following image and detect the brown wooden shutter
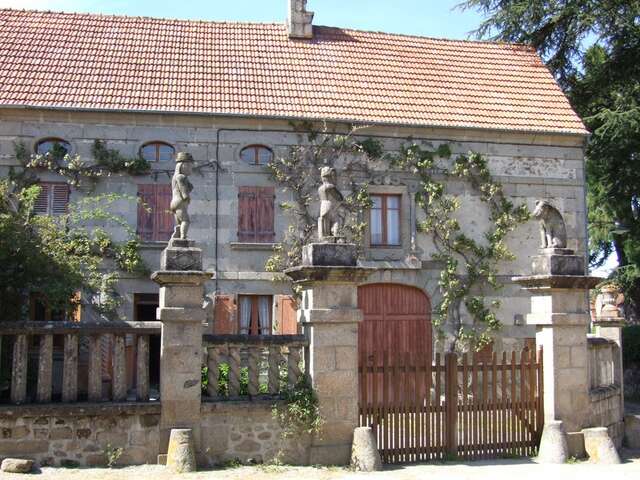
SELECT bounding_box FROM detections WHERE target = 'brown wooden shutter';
[34,183,51,215]
[275,295,298,335]
[213,295,237,334]
[137,185,155,241]
[256,187,275,243]
[51,184,69,215]
[238,187,257,242]
[155,184,174,241]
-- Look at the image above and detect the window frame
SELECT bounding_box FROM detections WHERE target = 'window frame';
[35,137,71,156]
[136,184,174,242]
[237,186,276,243]
[139,141,175,163]
[237,294,273,335]
[239,144,274,166]
[369,193,402,247]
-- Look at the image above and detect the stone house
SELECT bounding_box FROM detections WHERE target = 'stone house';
[0,3,588,360]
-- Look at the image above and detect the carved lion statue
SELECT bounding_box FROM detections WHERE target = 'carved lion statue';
[533,200,567,249]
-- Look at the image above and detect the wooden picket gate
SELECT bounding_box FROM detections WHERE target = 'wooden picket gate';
[358,347,544,463]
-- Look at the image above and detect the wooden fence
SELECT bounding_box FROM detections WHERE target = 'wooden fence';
[202,334,307,400]
[359,347,543,463]
[0,321,161,404]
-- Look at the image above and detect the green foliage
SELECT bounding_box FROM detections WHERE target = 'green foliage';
[272,375,323,438]
[105,443,124,468]
[202,363,268,396]
[622,325,640,368]
[92,140,151,176]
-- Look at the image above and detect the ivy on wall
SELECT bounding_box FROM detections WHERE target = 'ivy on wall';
[267,123,530,351]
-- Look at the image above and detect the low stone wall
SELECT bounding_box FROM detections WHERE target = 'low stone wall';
[589,387,624,448]
[0,400,310,468]
[199,400,310,466]
[0,403,161,467]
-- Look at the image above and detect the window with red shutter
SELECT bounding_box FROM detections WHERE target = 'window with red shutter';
[237,186,275,243]
[137,184,173,242]
[33,182,69,216]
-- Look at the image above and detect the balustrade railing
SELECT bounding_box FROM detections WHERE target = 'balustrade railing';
[0,321,161,405]
[202,334,308,401]
[587,336,619,391]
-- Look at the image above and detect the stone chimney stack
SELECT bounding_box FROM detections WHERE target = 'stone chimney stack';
[288,0,314,39]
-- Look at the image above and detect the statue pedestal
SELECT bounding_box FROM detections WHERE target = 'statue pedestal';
[513,249,600,458]
[286,242,372,465]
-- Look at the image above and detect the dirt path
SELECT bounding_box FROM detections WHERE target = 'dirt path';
[4,453,640,480]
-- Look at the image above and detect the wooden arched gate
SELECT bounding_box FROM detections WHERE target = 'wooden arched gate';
[357,283,544,464]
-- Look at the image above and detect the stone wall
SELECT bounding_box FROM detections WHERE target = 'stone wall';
[589,389,625,447]
[0,108,588,345]
[0,403,161,467]
[0,400,308,467]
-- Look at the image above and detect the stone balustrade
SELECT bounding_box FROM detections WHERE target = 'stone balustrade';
[0,321,161,405]
[588,336,619,392]
[202,334,308,401]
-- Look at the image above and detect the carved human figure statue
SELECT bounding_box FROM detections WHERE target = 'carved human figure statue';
[533,199,567,249]
[170,152,194,240]
[318,166,345,241]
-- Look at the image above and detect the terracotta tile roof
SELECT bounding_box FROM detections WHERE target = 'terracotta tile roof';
[0,9,587,135]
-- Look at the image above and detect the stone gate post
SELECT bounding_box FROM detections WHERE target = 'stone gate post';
[151,238,210,456]
[513,247,600,458]
[286,243,371,465]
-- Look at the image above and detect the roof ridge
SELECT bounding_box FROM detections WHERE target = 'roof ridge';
[0,7,532,49]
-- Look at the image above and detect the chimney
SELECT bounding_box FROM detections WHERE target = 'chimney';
[288,0,314,39]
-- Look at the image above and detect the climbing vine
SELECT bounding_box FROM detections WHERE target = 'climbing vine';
[272,374,324,438]
[267,124,530,351]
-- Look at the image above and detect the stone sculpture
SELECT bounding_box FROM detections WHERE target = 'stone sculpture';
[318,166,345,242]
[533,199,567,249]
[170,152,194,240]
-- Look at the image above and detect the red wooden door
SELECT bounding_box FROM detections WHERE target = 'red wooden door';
[358,283,432,404]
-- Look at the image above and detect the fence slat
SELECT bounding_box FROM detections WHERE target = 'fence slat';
[500,352,507,456]
[37,334,53,403]
[62,334,78,403]
[11,334,28,404]
[492,352,498,457]
[136,335,150,402]
[88,335,102,402]
[112,335,127,402]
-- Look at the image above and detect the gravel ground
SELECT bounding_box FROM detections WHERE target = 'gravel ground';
[3,451,640,480]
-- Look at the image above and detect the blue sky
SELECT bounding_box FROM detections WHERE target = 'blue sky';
[0,0,483,40]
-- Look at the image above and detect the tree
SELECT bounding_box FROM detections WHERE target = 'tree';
[0,144,146,321]
[459,0,640,316]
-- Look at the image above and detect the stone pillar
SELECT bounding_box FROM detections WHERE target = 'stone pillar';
[513,248,600,456]
[286,243,372,465]
[151,239,210,456]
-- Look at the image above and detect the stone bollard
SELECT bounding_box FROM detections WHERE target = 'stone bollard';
[583,427,621,464]
[166,428,197,473]
[537,420,569,464]
[351,427,382,472]
[1,458,34,473]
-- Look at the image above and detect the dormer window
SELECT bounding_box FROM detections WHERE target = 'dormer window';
[240,145,273,166]
[35,138,71,156]
[140,142,175,162]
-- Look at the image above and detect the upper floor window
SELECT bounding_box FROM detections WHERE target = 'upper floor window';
[137,184,173,242]
[240,145,273,166]
[238,295,272,335]
[35,138,71,157]
[34,182,69,216]
[140,142,175,162]
[237,186,275,243]
[370,194,401,247]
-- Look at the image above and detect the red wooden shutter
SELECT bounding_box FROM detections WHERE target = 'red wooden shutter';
[275,295,298,335]
[155,184,174,241]
[238,187,257,242]
[34,183,51,214]
[213,295,237,334]
[137,185,155,241]
[256,187,275,243]
[51,184,69,215]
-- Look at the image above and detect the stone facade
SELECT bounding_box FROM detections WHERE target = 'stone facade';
[0,108,588,351]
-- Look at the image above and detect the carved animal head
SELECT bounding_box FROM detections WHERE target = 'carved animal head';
[533,199,557,220]
[320,166,337,182]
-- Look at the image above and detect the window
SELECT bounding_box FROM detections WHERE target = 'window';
[34,182,69,216]
[240,145,273,165]
[35,138,71,156]
[237,186,275,243]
[133,293,159,322]
[370,194,401,246]
[29,292,81,322]
[137,184,173,242]
[238,295,273,335]
[140,142,175,162]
